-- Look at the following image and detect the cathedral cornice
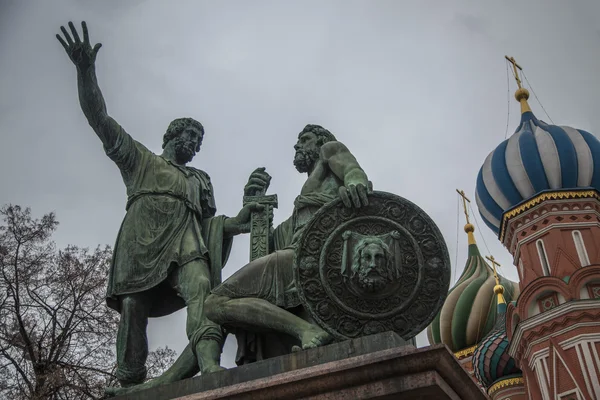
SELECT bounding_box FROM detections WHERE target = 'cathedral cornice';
[500,189,600,242]
[487,376,525,396]
[509,300,600,360]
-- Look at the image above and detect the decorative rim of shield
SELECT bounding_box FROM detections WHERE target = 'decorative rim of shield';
[293,191,451,341]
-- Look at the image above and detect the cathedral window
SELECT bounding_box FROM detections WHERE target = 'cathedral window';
[536,239,551,276]
[572,230,590,267]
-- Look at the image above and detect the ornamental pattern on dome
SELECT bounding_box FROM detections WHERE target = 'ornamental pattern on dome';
[427,191,519,353]
[476,112,600,235]
[472,296,522,389]
[427,242,518,352]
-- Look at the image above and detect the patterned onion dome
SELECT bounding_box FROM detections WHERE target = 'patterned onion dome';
[475,88,600,235]
[472,286,522,389]
[427,223,519,352]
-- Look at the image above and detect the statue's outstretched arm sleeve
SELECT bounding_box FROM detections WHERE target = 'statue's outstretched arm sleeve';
[321,141,369,187]
[77,66,123,151]
[77,66,142,176]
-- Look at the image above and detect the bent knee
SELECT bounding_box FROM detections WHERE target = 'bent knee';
[178,275,211,305]
[187,274,211,294]
[196,276,211,292]
[205,294,229,323]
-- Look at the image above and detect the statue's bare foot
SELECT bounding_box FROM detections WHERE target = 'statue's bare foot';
[300,326,333,350]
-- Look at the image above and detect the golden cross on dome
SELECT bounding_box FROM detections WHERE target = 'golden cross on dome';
[485,255,500,275]
[456,189,476,245]
[485,255,501,284]
[505,55,523,89]
[456,189,471,225]
[485,255,506,304]
[505,55,532,114]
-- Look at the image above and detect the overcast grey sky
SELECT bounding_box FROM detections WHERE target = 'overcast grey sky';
[1,0,599,368]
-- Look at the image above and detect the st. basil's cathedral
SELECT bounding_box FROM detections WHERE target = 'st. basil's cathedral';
[428,57,600,399]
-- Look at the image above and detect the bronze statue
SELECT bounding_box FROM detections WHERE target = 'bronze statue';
[56,20,451,399]
[101,124,371,396]
[56,21,267,390]
[206,125,371,349]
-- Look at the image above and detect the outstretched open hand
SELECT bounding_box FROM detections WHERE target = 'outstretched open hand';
[56,21,102,71]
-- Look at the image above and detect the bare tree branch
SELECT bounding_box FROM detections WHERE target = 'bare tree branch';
[0,205,177,399]
[0,346,33,393]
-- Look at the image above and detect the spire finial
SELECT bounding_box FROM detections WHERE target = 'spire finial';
[505,55,532,114]
[485,255,506,304]
[456,189,476,245]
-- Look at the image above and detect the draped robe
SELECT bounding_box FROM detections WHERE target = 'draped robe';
[104,126,232,317]
[213,192,336,364]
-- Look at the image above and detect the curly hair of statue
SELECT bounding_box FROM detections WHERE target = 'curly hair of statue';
[162,117,205,151]
[299,124,337,145]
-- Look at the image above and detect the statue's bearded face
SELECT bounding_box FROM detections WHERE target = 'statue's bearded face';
[356,243,389,292]
[172,126,203,164]
[293,132,321,173]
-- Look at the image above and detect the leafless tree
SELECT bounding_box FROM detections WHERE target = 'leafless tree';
[0,205,176,399]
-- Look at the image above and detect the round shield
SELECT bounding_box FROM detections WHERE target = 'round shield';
[293,191,450,340]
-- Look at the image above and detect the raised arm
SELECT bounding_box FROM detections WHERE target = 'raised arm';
[56,21,120,149]
[321,141,370,208]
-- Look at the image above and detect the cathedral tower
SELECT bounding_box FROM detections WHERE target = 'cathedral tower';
[475,56,600,399]
[428,190,519,375]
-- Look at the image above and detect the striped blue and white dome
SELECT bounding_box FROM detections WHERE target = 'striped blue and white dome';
[476,110,600,235]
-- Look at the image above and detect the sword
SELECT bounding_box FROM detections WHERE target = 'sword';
[243,189,278,261]
[236,188,278,366]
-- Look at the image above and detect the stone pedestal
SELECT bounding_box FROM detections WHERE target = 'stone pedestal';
[116,332,486,400]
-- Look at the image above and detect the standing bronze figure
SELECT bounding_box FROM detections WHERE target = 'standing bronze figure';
[56,21,267,390]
